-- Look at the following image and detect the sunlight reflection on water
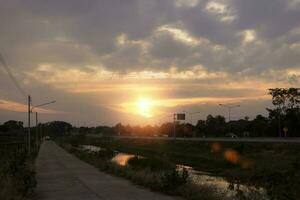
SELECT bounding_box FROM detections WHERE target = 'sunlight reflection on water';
[111,153,135,166]
[80,145,269,199]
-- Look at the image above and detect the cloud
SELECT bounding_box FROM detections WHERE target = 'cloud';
[205,0,236,22]
[0,99,60,114]
[174,0,200,8]
[0,0,300,125]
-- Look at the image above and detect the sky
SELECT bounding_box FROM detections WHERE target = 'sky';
[0,0,300,126]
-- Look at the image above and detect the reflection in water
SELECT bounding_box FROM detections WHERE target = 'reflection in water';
[79,145,269,199]
[177,165,268,199]
[80,145,103,152]
[111,153,135,166]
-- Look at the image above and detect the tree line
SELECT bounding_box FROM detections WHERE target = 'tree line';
[1,88,299,138]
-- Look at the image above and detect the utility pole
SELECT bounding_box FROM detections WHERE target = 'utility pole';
[278,109,281,137]
[173,114,176,139]
[28,95,31,155]
[219,104,240,133]
[36,112,38,147]
[31,100,56,147]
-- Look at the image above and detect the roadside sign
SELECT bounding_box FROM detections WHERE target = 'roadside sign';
[176,113,186,120]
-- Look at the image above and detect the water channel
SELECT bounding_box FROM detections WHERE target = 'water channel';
[80,145,269,199]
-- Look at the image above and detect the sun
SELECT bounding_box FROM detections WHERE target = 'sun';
[137,97,153,118]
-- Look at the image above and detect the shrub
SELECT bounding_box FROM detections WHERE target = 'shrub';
[0,146,36,199]
[161,168,189,193]
[127,156,174,172]
[70,134,86,147]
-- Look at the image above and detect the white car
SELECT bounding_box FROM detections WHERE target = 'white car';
[226,133,238,138]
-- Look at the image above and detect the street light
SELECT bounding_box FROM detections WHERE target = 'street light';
[31,100,56,147]
[219,104,240,133]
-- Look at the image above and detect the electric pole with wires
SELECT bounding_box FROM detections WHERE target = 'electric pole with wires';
[0,53,33,154]
[28,95,31,154]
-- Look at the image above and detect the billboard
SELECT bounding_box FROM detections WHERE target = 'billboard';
[176,113,186,120]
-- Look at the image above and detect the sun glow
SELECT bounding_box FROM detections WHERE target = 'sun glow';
[137,97,153,118]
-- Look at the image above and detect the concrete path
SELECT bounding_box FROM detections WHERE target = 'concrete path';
[34,141,179,200]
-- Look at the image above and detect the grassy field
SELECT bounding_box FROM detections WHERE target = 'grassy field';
[57,137,229,200]
[0,142,37,200]
[74,136,300,200]
[0,134,39,200]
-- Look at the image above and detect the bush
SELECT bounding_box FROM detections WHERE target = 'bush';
[96,149,115,159]
[70,134,86,147]
[0,146,36,199]
[127,156,174,172]
[161,168,189,193]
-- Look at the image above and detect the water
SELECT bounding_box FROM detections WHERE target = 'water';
[80,145,103,152]
[176,165,269,199]
[111,153,135,166]
[79,145,269,199]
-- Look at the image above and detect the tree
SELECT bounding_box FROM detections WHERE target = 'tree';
[268,88,300,113]
[159,122,173,137]
[43,121,72,137]
[205,115,227,137]
[196,120,206,137]
[268,88,300,137]
[3,120,23,130]
[250,115,269,137]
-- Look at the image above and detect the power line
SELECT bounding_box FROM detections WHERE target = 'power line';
[0,53,27,98]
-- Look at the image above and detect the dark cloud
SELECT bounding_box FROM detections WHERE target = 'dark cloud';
[0,0,299,124]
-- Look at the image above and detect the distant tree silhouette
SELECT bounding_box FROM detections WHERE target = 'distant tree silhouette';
[35,88,300,138]
[267,88,300,137]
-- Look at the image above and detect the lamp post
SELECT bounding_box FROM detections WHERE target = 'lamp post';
[31,100,56,147]
[219,104,240,133]
[28,95,31,155]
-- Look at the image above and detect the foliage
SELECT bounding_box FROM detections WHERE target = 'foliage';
[69,134,86,147]
[88,137,300,200]
[0,120,24,135]
[41,121,72,137]
[127,156,174,172]
[267,88,300,137]
[161,168,189,193]
[38,88,300,138]
[0,145,37,200]
[268,88,300,110]
[58,137,230,200]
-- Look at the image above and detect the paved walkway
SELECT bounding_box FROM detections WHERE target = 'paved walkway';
[34,141,179,200]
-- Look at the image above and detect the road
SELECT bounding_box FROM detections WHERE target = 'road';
[89,135,300,143]
[34,141,180,200]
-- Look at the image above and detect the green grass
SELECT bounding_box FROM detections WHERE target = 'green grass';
[0,144,37,200]
[57,139,225,200]
[127,156,174,172]
[82,137,300,200]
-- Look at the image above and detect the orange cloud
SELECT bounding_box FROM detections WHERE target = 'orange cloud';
[0,99,61,114]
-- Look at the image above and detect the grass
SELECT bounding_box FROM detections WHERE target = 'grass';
[57,136,278,200]
[72,136,300,200]
[127,156,174,172]
[0,143,37,200]
[57,138,226,200]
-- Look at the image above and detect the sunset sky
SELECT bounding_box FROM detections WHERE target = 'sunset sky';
[0,0,299,126]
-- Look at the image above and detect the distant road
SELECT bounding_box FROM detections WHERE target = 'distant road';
[89,135,300,143]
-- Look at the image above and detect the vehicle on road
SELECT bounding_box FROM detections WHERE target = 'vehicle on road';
[225,133,238,138]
